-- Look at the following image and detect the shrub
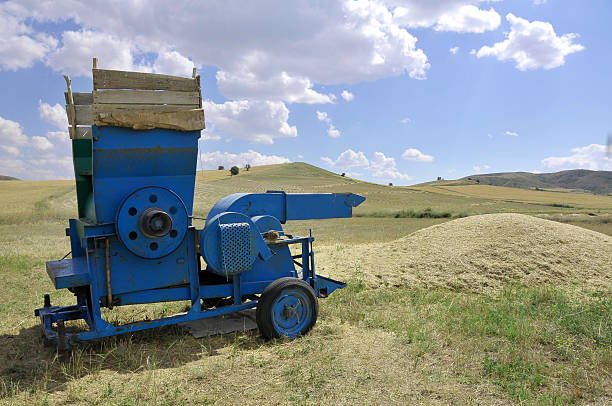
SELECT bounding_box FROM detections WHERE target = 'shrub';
[218,165,224,170]
[230,166,239,176]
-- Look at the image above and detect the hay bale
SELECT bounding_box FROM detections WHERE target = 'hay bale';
[318,213,611,293]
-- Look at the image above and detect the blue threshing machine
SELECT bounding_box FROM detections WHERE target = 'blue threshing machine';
[35,63,365,349]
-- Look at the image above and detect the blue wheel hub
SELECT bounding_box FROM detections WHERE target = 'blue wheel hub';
[271,288,312,337]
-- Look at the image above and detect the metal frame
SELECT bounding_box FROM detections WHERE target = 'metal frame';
[36,229,345,350]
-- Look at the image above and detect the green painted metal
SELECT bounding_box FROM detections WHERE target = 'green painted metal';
[71,138,95,221]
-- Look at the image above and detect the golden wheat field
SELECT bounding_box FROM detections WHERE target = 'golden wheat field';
[0,163,611,405]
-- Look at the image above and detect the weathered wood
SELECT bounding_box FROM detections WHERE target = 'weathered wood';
[93,69,199,91]
[93,90,200,105]
[92,57,98,70]
[94,109,205,131]
[66,104,93,125]
[65,92,93,105]
[69,126,92,139]
[64,76,76,139]
[92,104,199,116]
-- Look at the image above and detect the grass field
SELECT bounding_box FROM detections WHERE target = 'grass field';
[0,163,611,405]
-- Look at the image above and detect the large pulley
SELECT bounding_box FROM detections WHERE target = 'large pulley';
[116,186,188,259]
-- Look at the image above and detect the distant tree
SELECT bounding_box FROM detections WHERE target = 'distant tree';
[230,166,239,176]
[341,172,346,177]
[388,182,393,186]
[437,176,442,181]
[218,165,224,170]
[476,179,480,184]
[245,163,251,171]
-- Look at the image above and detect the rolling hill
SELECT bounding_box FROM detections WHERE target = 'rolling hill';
[0,175,18,181]
[459,169,611,195]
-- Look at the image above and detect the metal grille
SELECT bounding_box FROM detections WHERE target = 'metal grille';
[219,222,252,275]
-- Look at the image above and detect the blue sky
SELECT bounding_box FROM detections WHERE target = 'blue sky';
[0,0,610,183]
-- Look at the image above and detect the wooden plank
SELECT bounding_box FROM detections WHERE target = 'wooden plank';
[64,76,76,139]
[69,126,92,139]
[66,104,92,125]
[65,92,93,105]
[94,109,205,131]
[93,104,199,115]
[93,90,200,105]
[93,69,199,91]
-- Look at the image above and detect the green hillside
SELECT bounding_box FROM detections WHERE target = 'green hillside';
[458,169,612,195]
[0,175,18,181]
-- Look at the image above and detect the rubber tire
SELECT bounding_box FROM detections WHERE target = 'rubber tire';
[256,277,319,340]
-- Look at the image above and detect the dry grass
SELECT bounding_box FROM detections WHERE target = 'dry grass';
[411,184,612,210]
[1,164,612,405]
[317,214,612,293]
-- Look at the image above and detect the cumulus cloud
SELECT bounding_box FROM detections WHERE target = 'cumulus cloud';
[391,1,501,33]
[472,164,490,173]
[341,90,354,102]
[0,116,28,148]
[0,115,72,179]
[321,149,369,169]
[449,46,459,55]
[39,101,68,130]
[400,117,412,124]
[505,131,519,137]
[402,148,434,162]
[9,0,430,102]
[435,6,500,33]
[217,70,332,104]
[477,13,584,71]
[203,100,297,144]
[0,5,57,71]
[370,151,412,180]
[199,150,290,169]
[46,30,142,76]
[542,144,611,171]
[152,49,195,76]
[316,111,341,138]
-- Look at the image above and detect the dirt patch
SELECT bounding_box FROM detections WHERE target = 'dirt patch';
[317,213,612,293]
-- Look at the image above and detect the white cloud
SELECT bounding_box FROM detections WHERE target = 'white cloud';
[469,49,476,55]
[47,30,142,76]
[341,90,354,102]
[31,135,54,151]
[533,0,547,5]
[217,70,333,104]
[316,110,341,138]
[402,148,434,162]
[0,115,72,179]
[0,5,57,71]
[435,6,500,33]
[203,100,297,144]
[472,164,490,173]
[370,151,412,180]
[542,144,611,171]
[327,125,341,138]
[505,131,519,137]
[10,0,430,103]
[391,1,501,33]
[0,116,28,147]
[199,150,290,169]
[477,13,584,71]
[39,101,68,130]
[321,149,369,169]
[152,49,195,76]
[322,149,412,182]
[400,117,412,124]
[449,46,459,55]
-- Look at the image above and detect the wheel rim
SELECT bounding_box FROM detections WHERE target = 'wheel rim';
[271,288,312,337]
